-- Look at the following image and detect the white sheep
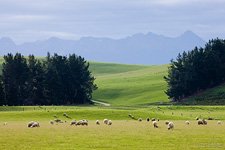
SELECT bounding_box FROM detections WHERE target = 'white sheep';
[185,121,190,125]
[103,119,109,124]
[70,120,77,126]
[152,121,158,128]
[217,121,222,125]
[82,120,88,126]
[96,120,100,125]
[168,122,174,130]
[31,122,40,128]
[76,120,83,126]
[107,120,112,125]
[138,118,142,122]
[27,121,35,127]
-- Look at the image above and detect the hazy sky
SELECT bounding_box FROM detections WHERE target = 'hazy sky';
[0,0,225,44]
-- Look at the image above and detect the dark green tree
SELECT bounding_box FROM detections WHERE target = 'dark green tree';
[165,38,225,102]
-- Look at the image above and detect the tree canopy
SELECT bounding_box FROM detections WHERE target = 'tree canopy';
[165,38,225,102]
[0,53,97,105]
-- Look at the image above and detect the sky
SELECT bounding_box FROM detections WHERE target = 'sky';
[0,0,225,44]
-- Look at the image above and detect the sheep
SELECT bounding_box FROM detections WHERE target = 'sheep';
[146,118,150,122]
[103,119,109,124]
[28,121,40,128]
[198,119,207,125]
[151,118,156,121]
[138,118,142,122]
[96,120,100,125]
[198,120,204,125]
[63,113,71,119]
[82,120,88,126]
[54,119,63,123]
[217,121,222,125]
[202,119,207,125]
[31,122,40,128]
[152,121,158,128]
[167,122,174,130]
[3,122,7,125]
[76,120,83,126]
[70,120,77,126]
[107,120,112,125]
[165,120,170,125]
[50,120,54,125]
[28,121,35,127]
[185,121,190,125]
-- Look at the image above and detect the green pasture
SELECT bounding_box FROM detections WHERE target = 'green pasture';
[91,63,169,106]
[0,106,225,150]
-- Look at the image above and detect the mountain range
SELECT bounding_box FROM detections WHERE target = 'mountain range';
[0,31,205,64]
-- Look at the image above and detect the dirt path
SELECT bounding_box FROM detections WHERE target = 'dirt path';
[91,100,111,106]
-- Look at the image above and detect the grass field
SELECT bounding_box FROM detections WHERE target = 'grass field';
[0,106,225,150]
[90,63,169,106]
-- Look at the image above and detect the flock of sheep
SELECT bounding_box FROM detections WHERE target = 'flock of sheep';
[135,115,223,130]
[26,112,114,128]
[23,112,223,130]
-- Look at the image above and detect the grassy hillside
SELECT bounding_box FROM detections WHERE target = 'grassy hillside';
[181,84,225,105]
[90,63,169,106]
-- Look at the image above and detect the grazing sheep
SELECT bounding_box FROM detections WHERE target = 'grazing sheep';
[208,117,214,120]
[165,120,169,125]
[167,122,174,130]
[198,119,207,125]
[152,121,158,128]
[103,119,109,124]
[50,120,54,125]
[28,121,40,128]
[151,118,156,121]
[31,122,40,128]
[82,120,88,126]
[96,120,100,125]
[196,117,199,120]
[107,120,112,125]
[146,118,150,122]
[28,121,35,127]
[70,120,77,126]
[198,120,204,125]
[185,121,190,125]
[138,118,142,122]
[202,119,207,125]
[217,121,222,125]
[54,119,63,123]
[76,120,83,126]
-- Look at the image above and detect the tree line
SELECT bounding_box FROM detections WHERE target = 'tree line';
[0,53,97,105]
[164,38,225,101]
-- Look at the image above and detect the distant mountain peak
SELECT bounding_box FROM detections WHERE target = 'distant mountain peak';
[0,37,15,44]
[0,31,206,64]
[180,30,200,38]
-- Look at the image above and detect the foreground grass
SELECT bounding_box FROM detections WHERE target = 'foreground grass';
[1,120,225,150]
[0,106,225,149]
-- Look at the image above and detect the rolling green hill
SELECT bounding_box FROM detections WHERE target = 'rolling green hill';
[181,84,225,105]
[90,62,169,106]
